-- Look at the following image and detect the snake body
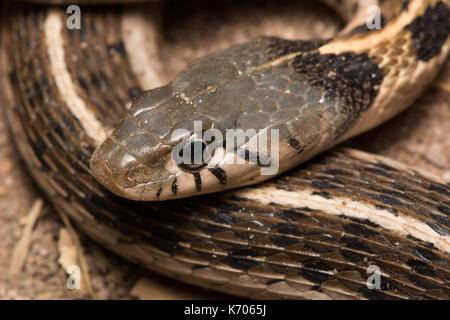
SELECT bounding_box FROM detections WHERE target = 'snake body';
[1,0,450,299]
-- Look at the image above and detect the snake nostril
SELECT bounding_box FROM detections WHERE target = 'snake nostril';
[90,155,118,192]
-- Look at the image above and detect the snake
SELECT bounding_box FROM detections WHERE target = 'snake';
[1,0,449,299]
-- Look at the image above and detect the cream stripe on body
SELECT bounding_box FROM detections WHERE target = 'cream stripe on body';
[234,186,450,254]
[319,0,439,54]
[121,5,168,90]
[44,9,108,146]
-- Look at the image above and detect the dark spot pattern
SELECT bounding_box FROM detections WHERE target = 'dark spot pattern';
[404,269,439,289]
[220,255,259,271]
[310,180,342,189]
[405,1,450,61]
[426,222,450,236]
[413,247,441,263]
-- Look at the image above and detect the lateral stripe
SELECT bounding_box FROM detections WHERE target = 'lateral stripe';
[44,10,108,146]
[234,186,450,254]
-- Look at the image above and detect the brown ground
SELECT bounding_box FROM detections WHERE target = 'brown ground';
[0,0,448,300]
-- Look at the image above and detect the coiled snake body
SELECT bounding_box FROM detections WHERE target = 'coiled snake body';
[1,0,450,299]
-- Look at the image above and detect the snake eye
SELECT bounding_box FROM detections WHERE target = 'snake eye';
[173,139,208,171]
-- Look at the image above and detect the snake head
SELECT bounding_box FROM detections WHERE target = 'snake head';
[90,45,279,201]
[90,83,254,201]
[89,85,196,200]
[91,40,321,201]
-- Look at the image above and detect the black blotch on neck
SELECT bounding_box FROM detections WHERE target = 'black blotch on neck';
[220,250,259,271]
[292,51,383,136]
[312,191,331,199]
[413,246,441,263]
[406,260,438,282]
[405,1,450,61]
[370,194,403,207]
[426,222,450,236]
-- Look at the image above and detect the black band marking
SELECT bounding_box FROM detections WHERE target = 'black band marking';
[292,51,384,135]
[193,172,202,191]
[171,178,178,195]
[208,167,227,185]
